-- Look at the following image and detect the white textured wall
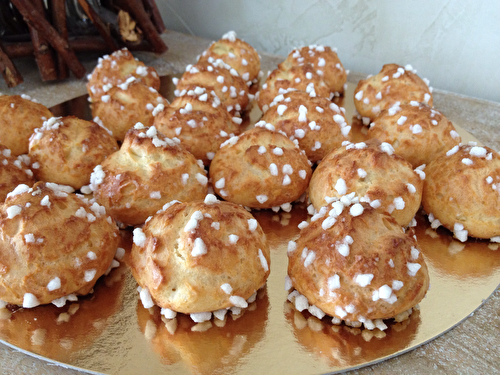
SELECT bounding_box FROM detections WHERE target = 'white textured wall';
[158,0,500,103]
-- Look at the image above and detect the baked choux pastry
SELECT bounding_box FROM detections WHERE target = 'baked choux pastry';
[153,87,241,165]
[0,94,52,156]
[0,145,35,201]
[198,31,261,85]
[280,45,347,96]
[422,143,500,241]
[130,195,270,317]
[209,125,312,209]
[257,64,331,113]
[90,124,207,226]
[0,181,119,307]
[308,139,423,227]
[260,90,351,162]
[368,102,461,167]
[174,60,250,116]
[86,48,160,102]
[90,79,168,141]
[287,200,429,326]
[354,64,432,121]
[29,116,119,190]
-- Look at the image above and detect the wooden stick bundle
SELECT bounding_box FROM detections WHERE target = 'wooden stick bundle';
[0,0,168,87]
[10,0,86,79]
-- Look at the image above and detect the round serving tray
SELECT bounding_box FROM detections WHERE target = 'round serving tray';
[0,78,498,375]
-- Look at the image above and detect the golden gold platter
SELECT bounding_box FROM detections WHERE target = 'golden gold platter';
[0,77,498,375]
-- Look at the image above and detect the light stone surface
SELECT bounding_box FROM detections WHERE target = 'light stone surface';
[0,30,499,375]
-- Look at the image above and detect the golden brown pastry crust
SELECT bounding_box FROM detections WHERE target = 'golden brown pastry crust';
[0,181,119,306]
[175,61,250,115]
[129,198,270,313]
[91,125,208,226]
[198,31,261,84]
[153,89,241,165]
[354,64,432,121]
[257,64,331,113]
[368,102,461,167]
[209,126,312,208]
[29,116,118,190]
[308,139,423,226]
[280,45,347,95]
[91,80,168,141]
[0,95,53,156]
[288,202,429,321]
[86,48,160,102]
[422,143,500,240]
[0,145,35,202]
[260,91,351,162]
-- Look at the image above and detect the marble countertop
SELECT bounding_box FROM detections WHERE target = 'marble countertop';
[0,30,499,375]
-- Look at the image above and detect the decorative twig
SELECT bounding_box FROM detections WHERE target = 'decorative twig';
[0,41,24,87]
[77,0,119,52]
[10,0,86,79]
[29,0,58,81]
[50,0,69,79]
[115,0,167,53]
[1,43,34,59]
[142,0,166,34]
[2,36,153,58]
[70,36,109,53]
